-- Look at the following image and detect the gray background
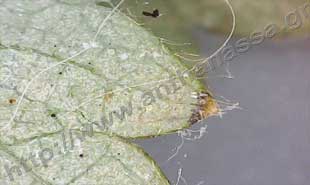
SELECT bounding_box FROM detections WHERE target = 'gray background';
[136,34,310,185]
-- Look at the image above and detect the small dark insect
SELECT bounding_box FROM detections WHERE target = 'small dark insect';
[142,9,159,18]
[50,113,56,118]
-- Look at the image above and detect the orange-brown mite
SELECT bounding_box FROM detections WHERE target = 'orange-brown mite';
[189,92,218,125]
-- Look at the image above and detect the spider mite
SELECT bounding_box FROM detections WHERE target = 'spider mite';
[142,9,160,18]
[189,92,210,125]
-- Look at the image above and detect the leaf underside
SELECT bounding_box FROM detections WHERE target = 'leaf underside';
[0,0,218,184]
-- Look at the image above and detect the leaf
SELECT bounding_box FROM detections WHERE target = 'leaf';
[0,0,218,184]
[0,133,170,184]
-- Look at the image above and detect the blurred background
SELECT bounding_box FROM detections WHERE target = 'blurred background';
[115,0,310,184]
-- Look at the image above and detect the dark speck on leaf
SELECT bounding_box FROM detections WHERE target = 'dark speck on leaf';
[143,9,160,18]
[79,154,84,158]
[9,99,16,104]
[51,113,56,118]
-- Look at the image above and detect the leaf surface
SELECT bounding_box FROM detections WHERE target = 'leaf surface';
[0,0,217,184]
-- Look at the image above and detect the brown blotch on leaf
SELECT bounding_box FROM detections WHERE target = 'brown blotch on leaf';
[9,99,16,105]
[104,92,114,103]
